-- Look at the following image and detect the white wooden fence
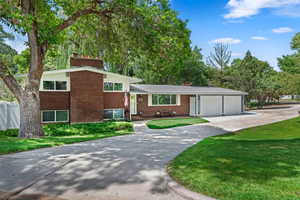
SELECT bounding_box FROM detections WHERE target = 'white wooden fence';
[0,101,20,131]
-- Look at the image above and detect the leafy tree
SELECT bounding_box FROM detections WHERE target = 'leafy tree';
[0,24,17,56]
[224,51,275,106]
[278,32,300,74]
[277,72,300,96]
[0,0,190,138]
[278,54,300,74]
[291,32,300,52]
[179,46,209,86]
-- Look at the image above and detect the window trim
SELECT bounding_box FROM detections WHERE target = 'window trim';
[149,94,180,107]
[41,110,69,123]
[103,108,125,120]
[103,82,124,92]
[42,80,68,92]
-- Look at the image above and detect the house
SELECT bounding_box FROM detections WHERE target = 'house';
[36,56,247,123]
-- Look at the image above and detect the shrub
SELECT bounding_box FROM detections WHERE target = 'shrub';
[0,129,19,137]
[43,121,133,136]
[0,122,133,137]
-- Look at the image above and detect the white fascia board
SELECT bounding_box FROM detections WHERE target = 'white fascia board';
[15,66,142,83]
[135,92,247,95]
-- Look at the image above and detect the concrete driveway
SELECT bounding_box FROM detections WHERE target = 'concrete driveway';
[0,105,299,200]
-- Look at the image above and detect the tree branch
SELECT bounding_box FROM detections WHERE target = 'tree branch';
[0,62,23,101]
[56,8,112,34]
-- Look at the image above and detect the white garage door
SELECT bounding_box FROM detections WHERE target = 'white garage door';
[200,96,222,116]
[224,96,242,115]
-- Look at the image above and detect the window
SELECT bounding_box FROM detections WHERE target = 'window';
[42,110,69,122]
[152,94,177,106]
[43,81,55,90]
[104,82,123,91]
[104,109,124,119]
[56,81,67,90]
[43,81,67,91]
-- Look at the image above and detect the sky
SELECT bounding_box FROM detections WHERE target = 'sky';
[171,0,300,70]
[4,0,300,70]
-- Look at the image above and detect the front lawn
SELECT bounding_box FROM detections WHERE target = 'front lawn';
[0,121,133,155]
[146,117,208,129]
[168,117,300,200]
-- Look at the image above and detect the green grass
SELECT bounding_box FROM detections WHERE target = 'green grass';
[146,117,208,129]
[168,117,300,200]
[0,121,133,155]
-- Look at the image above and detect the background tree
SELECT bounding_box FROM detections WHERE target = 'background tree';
[224,51,275,106]
[207,43,231,85]
[0,24,16,56]
[278,32,300,74]
[178,46,210,86]
[0,0,191,138]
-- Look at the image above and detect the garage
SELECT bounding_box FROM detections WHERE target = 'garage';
[224,96,242,115]
[200,96,223,116]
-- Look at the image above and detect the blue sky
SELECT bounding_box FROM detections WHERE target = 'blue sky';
[4,0,300,70]
[171,0,300,70]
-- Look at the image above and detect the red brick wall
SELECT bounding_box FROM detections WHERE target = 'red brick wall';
[70,57,103,69]
[135,94,190,117]
[40,92,70,110]
[70,71,104,123]
[104,92,126,109]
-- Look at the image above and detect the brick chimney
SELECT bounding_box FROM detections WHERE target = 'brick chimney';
[182,82,193,86]
[70,54,103,69]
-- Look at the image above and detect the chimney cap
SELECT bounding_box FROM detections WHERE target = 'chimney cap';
[70,56,103,69]
[182,82,193,86]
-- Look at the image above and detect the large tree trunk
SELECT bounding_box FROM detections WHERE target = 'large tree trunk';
[19,87,43,138]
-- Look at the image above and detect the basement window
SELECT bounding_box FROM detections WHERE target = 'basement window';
[42,110,69,123]
[104,109,124,120]
[104,82,123,92]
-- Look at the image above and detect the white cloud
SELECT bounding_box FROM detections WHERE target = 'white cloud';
[274,5,300,17]
[211,37,241,44]
[272,27,294,33]
[224,0,300,19]
[251,36,268,40]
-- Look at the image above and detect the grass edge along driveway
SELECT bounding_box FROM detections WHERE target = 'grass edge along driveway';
[146,117,208,129]
[167,117,300,200]
[0,121,133,155]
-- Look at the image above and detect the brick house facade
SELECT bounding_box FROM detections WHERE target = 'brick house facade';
[37,57,246,123]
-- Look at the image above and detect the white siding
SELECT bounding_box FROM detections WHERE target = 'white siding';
[104,74,132,92]
[39,73,70,91]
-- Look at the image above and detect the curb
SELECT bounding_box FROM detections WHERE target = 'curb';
[166,174,216,200]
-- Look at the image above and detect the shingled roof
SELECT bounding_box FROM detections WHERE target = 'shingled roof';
[130,84,247,95]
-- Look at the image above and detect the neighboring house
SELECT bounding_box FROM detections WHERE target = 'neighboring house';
[280,95,300,100]
[25,56,247,123]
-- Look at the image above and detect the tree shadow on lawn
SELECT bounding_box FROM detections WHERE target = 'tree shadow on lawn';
[179,136,300,184]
